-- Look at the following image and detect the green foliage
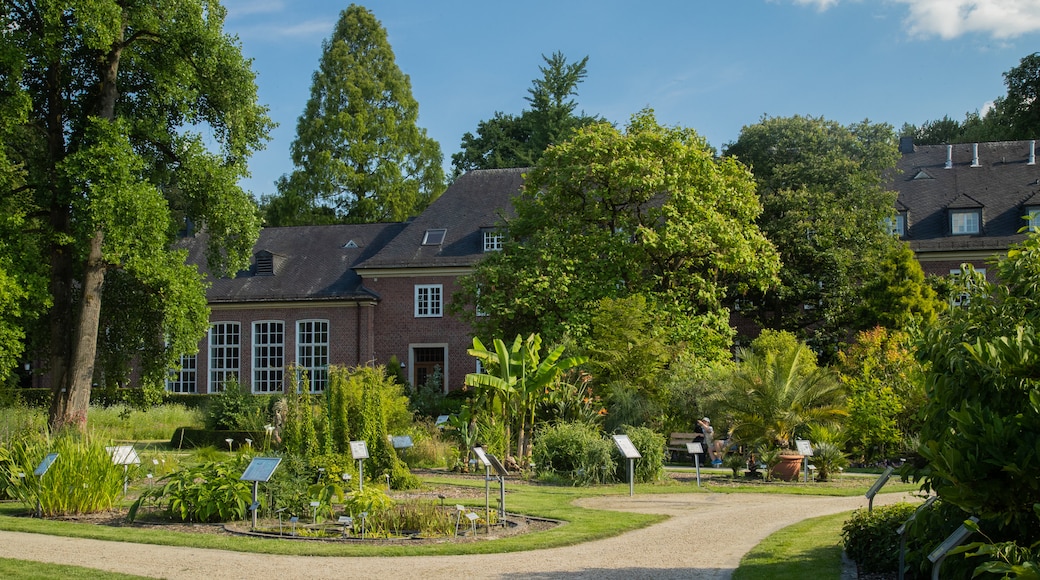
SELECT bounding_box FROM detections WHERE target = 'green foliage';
[532,421,615,486]
[451,52,600,176]
[841,502,918,574]
[2,433,124,516]
[343,486,395,519]
[837,327,925,463]
[204,377,271,431]
[709,339,846,450]
[810,442,848,482]
[857,242,941,330]
[3,0,271,430]
[461,109,780,358]
[266,4,443,225]
[725,115,901,359]
[616,425,665,483]
[130,458,253,523]
[465,333,587,462]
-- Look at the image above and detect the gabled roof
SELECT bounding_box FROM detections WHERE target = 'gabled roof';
[894,140,1040,252]
[355,167,526,271]
[180,222,405,303]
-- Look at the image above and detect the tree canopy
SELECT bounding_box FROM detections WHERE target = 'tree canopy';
[724,115,909,357]
[2,0,273,430]
[459,109,780,362]
[265,4,444,225]
[450,52,600,177]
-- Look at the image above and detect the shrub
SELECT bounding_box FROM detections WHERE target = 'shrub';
[616,425,664,483]
[532,421,614,486]
[811,441,849,482]
[204,376,272,431]
[841,502,917,574]
[129,458,253,523]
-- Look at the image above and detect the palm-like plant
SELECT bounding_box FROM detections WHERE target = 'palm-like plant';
[465,334,587,463]
[710,342,846,451]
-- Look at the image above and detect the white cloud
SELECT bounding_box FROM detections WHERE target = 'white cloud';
[786,0,1040,38]
[895,0,1040,39]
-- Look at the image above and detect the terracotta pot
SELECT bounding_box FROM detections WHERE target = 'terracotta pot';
[770,454,804,481]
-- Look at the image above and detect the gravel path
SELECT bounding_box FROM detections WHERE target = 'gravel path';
[1,491,915,579]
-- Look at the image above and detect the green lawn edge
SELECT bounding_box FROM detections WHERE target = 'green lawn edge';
[0,557,152,580]
[0,473,915,558]
[733,511,850,580]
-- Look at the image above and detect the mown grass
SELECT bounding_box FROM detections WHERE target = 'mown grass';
[0,404,204,443]
[0,557,153,580]
[733,511,849,580]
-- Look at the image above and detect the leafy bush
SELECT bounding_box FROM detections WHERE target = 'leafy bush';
[204,376,272,431]
[616,425,664,483]
[532,421,614,485]
[130,458,253,523]
[1,433,125,516]
[810,441,848,482]
[841,502,917,574]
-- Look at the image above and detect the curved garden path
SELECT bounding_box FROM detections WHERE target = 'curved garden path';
[1,491,914,579]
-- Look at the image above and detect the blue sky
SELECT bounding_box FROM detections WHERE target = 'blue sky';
[220,0,1040,199]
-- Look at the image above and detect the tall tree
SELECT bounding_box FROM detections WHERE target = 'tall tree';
[724,115,903,358]
[451,52,600,176]
[266,5,444,225]
[458,109,781,362]
[2,0,273,431]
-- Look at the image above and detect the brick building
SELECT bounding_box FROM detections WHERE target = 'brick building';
[172,167,523,394]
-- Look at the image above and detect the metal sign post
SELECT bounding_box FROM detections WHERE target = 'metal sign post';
[472,447,492,533]
[865,466,895,512]
[240,457,282,529]
[928,516,979,580]
[612,434,642,496]
[795,440,813,483]
[686,442,704,487]
[486,453,508,520]
[32,453,58,517]
[897,496,938,580]
[107,445,141,494]
[350,440,369,492]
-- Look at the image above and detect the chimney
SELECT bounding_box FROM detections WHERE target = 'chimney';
[971,143,980,167]
[1030,140,1036,165]
[945,145,953,169]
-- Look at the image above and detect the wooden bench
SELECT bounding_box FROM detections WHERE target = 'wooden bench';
[666,432,703,461]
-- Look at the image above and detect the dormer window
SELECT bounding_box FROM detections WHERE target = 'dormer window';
[950,210,981,235]
[1027,207,1040,232]
[884,213,906,237]
[255,250,276,275]
[483,229,503,252]
[422,229,446,245]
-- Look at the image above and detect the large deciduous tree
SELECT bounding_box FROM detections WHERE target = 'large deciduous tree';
[450,52,600,176]
[2,0,273,431]
[459,109,781,362]
[265,4,444,225]
[724,115,907,358]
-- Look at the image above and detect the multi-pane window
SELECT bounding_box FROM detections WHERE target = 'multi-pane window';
[884,214,906,236]
[252,321,284,393]
[949,268,986,307]
[208,322,240,392]
[1027,207,1040,232]
[415,284,443,317]
[951,210,980,235]
[297,320,329,393]
[167,354,197,393]
[483,229,503,252]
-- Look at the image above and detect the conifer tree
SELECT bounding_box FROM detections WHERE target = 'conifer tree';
[267,5,444,225]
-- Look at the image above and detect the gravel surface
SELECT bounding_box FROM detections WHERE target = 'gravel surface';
[1,491,915,579]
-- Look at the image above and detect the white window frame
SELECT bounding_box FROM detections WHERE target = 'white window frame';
[951,210,980,235]
[252,320,285,393]
[415,284,443,318]
[884,214,906,237]
[483,229,504,252]
[208,322,240,392]
[1027,207,1040,232]
[949,267,986,307]
[167,353,197,393]
[296,319,329,393]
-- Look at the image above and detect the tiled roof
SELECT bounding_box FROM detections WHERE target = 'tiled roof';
[355,167,526,270]
[894,140,1040,253]
[180,222,405,303]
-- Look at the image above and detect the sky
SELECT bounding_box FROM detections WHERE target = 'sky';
[219,0,1040,199]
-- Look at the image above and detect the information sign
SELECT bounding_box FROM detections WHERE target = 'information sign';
[685,442,704,454]
[928,516,980,563]
[435,415,449,426]
[240,457,282,482]
[349,440,370,460]
[391,435,414,449]
[472,446,491,467]
[34,453,58,477]
[486,453,508,477]
[795,439,813,456]
[107,445,141,466]
[612,434,642,459]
